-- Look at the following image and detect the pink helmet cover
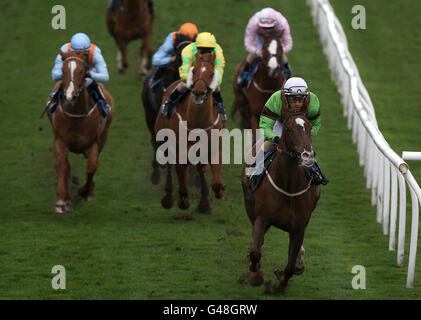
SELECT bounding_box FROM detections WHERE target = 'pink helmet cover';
[257,8,277,28]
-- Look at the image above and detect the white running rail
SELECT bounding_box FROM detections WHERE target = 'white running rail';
[307,0,421,288]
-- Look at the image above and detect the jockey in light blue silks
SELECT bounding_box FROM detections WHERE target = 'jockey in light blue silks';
[148,22,198,88]
[47,33,111,117]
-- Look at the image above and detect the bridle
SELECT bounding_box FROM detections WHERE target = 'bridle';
[192,58,215,95]
[265,112,314,197]
[251,38,283,93]
[56,56,98,119]
[63,56,88,99]
[277,112,311,160]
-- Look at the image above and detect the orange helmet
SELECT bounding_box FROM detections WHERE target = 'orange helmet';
[178,23,199,40]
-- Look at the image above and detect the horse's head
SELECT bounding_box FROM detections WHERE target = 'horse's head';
[187,51,219,105]
[281,113,315,168]
[258,29,284,78]
[60,50,88,106]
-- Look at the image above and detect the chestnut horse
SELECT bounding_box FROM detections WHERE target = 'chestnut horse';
[154,52,225,213]
[106,0,153,77]
[233,30,286,134]
[142,37,192,184]
[241,112,320,290]
[47,50,114,213]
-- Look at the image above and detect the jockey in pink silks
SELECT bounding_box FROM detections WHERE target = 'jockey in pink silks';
[237,8,293,87]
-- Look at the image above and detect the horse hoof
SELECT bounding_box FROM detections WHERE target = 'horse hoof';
[294,266,305,275]
[55,200,72,213]
[55,205,66,214]
[274,269,288,288]
[86,195,96,202]
[177,198,189,210]
[250,271,264,287]
[212,184,225,199]
[161,195,173,209]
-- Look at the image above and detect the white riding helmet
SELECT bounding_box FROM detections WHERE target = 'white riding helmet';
[283,77,309,96]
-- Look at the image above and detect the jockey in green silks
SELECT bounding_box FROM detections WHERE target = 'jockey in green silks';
[249,76,328,186]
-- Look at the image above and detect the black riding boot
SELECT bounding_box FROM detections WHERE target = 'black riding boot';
[45,84,64,113]
[213,91,227,122]
[149,66,165,89]
[237,61,252,87]
[88,81,111,117]
[162,88,186,118]
[109,0,121,12]
[283,63,292,79]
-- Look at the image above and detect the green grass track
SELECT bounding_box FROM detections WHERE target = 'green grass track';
[0,0,420,299]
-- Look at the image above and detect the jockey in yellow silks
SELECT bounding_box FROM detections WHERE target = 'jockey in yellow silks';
[161,32,227,122]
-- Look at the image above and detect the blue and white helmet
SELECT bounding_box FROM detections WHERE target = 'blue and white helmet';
[70,33,91,51]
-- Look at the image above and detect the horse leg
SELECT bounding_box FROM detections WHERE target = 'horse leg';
[116,39,128,74]
[274,228,305,288]
[78,143,99,201]
[210,161,224,199]
[151,137,160,185]
[175,163,189,210]
[138,34,153,78]
[249,218,269,286]
[161,165,173,209]
[196,163,211,213]
[295,246,306,275]
[54,139,72,213]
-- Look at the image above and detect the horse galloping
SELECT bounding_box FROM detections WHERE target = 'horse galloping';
[233,30,286,134]
[155,52,225,213]
[47,50,114,213]
[241,112,320,290]
[106,0,154,77]
[142,37,193,184]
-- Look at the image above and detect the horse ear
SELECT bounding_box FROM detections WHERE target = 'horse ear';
[257,28,268,37]
[74,49,87,59]
[276,30,284,38]
[60,50,70,60]
[280,90,293,119]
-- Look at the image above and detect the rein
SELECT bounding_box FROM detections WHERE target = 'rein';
[58,102,98,118]
[265,169,312,197]
[252,80,277,94]
[174,111,220,132]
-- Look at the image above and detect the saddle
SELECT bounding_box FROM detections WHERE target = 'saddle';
[246,148,278,195]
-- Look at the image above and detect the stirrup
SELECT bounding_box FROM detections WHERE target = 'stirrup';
[216,102,227,122]
[162,101,174,118]
[98,100,111,117]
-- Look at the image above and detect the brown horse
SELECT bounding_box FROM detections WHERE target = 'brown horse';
[47,50,114,213]
[142,37,192,184]
[106,0,153,77]
[241,112,320,290]
[233,30,285,133]
[154,52,225,213]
